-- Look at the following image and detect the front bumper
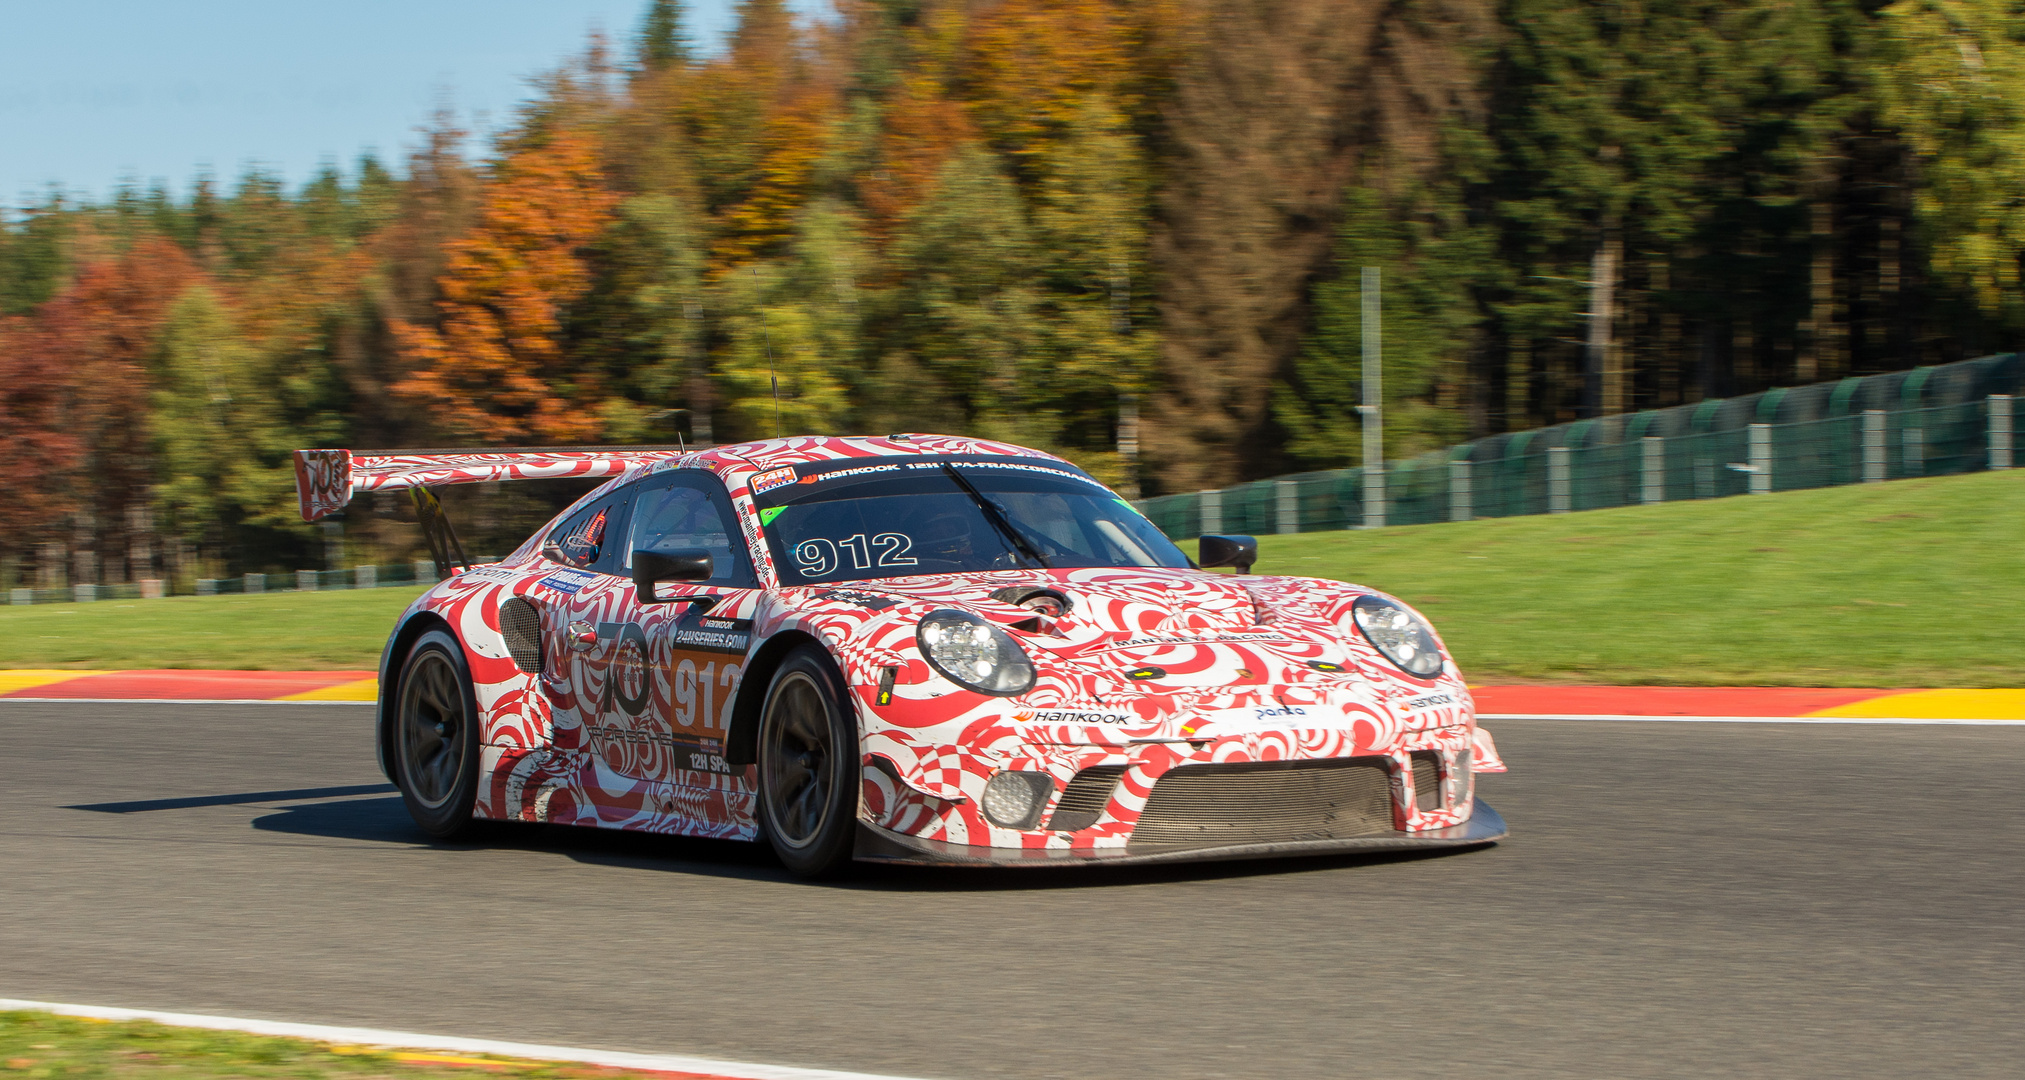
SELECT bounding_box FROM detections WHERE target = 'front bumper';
[852,799,1506,868]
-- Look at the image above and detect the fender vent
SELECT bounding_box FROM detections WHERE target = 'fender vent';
[1047,765,1127,831]
[1410,751,1441,812]
[1131,757,1395,848]
[500,597,544,674]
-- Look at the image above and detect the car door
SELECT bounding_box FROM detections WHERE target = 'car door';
[618,469,760,784]
[531,483,655,777]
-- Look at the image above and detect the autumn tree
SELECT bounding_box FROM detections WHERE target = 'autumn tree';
[0,314,80,563]
[20,239,203,583]
[392,124,619,444]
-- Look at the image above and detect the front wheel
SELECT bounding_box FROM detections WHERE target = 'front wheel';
[394,629,481,838]
[757,645,860,878]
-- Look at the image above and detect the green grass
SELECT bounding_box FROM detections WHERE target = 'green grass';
[0,1011,659,1080]
[3,468,2019,684]
[1246,467,2025,687]
[0,586,426,670]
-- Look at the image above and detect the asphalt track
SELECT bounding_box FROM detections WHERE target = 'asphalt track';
[2,703,2019,1079]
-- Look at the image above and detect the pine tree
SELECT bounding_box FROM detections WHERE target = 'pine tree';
[1278,173,1489,467]
[151,286,317,547]
[881,144,1040,436]
[637,0,691,72]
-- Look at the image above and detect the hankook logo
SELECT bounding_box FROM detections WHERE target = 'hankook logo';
[1014,710,1134,725]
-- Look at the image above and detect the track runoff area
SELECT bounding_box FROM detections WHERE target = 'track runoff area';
[2,691,2020,1078]
[3,668,2022,722]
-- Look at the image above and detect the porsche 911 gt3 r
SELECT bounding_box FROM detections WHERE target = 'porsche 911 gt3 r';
[293,434,1506,877]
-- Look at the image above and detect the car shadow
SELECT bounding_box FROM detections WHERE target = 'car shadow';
[250,795,1491,891]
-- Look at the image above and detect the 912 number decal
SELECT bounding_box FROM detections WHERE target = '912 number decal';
[794,532,916,577]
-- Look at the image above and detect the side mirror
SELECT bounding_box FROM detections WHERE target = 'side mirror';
[1198,534,1258,575]
[633,548,713,604]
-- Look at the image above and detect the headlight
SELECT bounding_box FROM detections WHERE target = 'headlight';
[917,609,1037,696]
[1351,595,1444,677]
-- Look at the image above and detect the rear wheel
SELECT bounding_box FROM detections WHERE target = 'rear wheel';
[757,645,860,878]
[395,629,480,838]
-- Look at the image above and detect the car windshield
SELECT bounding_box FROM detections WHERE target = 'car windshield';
[752,456,1190,584]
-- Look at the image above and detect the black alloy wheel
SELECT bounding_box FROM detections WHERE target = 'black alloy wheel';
[395,629,481,838]
[757,645,860,878]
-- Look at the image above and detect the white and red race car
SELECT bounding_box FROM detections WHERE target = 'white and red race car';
[295,434,1506,877]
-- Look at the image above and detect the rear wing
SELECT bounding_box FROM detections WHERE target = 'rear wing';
[292,446,689,523]
[295,446,689,575]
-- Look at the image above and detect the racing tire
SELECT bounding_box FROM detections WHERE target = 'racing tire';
[393,629,482,839]
[757,645,860,878]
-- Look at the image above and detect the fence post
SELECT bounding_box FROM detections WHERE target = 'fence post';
[1641,436,1665,504]
[413,559,437,584]
[1200,488,1223,535]
[244,572,265,594]
[1862,410,1885,482]
[1449,460,1472,522]
[73,583,97,603]
[1748,423,1772,494]
[355,564,377,589]
[1271,481,1296,534]
[296,569,317,592]
[1548,447,1572,513]
[1903,422,1923,477]
[1990,394,2013,470]
[10,587,30,605]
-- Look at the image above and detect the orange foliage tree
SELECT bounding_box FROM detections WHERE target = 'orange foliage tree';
[392,125,618,444]
[0,239,203,571]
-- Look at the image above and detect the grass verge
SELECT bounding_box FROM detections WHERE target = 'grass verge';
[0,469,2017,684]
[0,1011,666,1080]
[0,587,425,670]
[1250,467,2025,686]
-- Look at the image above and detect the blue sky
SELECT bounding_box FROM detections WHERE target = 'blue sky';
[0,1,823,211]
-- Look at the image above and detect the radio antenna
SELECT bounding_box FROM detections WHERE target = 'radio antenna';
[755,267,781,439]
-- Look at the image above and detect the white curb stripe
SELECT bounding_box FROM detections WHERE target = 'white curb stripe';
[1479,713,2025,725]
[0,999,934,1080]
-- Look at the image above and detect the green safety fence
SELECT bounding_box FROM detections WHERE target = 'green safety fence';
[1139,384,2014,538]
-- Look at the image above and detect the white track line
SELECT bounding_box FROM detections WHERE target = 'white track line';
[1480,713,2025,725]
[0,999,933,1080]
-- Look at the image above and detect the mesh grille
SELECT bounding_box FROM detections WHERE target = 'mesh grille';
[499,597,544,674]
[1132,757,1396,847]
[1047,765,1126,831]
[1411,751,1441,812]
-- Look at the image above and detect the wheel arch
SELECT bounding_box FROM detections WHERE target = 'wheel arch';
[376,609,456,783]
[724,629,839,766]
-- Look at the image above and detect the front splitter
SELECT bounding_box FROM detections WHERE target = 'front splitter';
[853,800,1506,867]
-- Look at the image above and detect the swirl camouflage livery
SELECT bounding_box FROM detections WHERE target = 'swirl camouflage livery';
[296,434,1506,877]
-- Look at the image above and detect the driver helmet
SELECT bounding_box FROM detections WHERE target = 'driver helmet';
[913,509,975,561]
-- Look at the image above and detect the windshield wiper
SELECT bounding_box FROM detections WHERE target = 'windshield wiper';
[939,462,1051,568]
